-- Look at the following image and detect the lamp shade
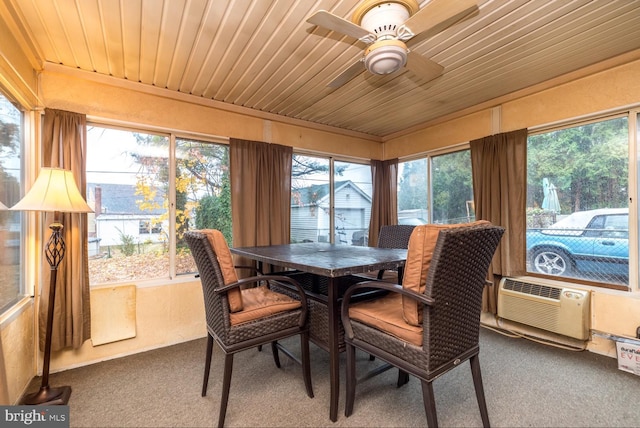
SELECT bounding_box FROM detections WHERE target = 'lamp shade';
[10,167,93,213]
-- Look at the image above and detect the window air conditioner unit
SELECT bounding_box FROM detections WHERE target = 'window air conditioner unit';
[497,277,590,340]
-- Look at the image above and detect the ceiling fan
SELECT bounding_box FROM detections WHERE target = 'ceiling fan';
[307,0,478,88]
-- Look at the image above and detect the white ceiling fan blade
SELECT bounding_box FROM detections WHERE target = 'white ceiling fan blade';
[307,10,374,41]
[405,51,443,83]
[402,0,479,40]
[328,61,365,88]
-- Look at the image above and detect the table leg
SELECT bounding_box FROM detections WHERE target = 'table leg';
[328,277,339,422]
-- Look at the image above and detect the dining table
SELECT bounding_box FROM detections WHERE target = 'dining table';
[230,242,407,422]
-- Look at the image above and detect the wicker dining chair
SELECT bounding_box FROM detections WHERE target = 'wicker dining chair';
[341,223,504,427]
[184,230,313,427]
[355,224,415,284]
[375,224,415,282]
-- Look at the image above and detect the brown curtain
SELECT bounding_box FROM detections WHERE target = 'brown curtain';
[41,108,91,350]
[229,138,292,260]
[470,128,527,314]
[368,159,398,246]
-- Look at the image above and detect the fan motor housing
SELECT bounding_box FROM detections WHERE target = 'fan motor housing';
[352,0,420,31]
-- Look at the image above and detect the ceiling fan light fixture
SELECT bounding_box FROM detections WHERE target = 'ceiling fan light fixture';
[364,39,407,75]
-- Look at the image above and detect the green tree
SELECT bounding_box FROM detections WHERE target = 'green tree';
[527,117,628,213]
[194,162,232,244]
[431,151,473,223]
[128,135,232,250]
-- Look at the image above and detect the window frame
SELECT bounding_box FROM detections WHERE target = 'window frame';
[291,150,372,245]
[526,110,638,291]
[397,143,472,225]
[86,119,229,287]
[0,88,31,315]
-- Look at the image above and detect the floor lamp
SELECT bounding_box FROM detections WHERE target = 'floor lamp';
[11,167,93,405]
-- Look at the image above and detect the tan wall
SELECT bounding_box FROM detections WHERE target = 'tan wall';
[384,110,493,159]
[502,60,640,131]
[1,302,35,404]
[49,281,205,372]
[40,69,381,160]
[385,59,640,157]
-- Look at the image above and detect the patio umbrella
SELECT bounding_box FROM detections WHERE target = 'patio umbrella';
[542,178,561,213]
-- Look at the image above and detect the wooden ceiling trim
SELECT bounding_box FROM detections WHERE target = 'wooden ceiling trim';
[74,1,107,74]
[215,0,295,102]
[164,0,208,91]
[100,0,126,79]
[195,1,252,98]
[202,1,274,100]
[175,1,223,95]
[151,0,184,89]
[239,19,344,109]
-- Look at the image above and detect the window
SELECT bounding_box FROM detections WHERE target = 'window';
[175,137,230,274]
[291,155,371,245]
[139,220,162,234]
[0,92,23,312]
[335,160,372,246]
[86,126,170,284]
[431,150,474,224]
[291,155,329,243]
[397,158,428,225]
[86,125,230,285]
[526,116,629,287]
[397,149,473,225]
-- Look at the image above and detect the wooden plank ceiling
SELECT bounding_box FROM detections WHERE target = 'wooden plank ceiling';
[8,0,640,140]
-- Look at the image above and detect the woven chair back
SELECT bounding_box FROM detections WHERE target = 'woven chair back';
[422,224,504,371]
[377,225,416,249]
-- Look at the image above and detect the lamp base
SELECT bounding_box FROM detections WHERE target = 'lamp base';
[21,385,71,405]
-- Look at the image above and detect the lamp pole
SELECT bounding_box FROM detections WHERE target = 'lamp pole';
[22,218,71,405]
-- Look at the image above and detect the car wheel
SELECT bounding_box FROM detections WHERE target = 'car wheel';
[531,248,573,276]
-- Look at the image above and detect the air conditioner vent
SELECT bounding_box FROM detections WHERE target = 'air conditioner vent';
[502,277,561,300]
[498,277,590,340]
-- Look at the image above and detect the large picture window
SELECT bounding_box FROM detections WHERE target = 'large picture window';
[175,137,230,273]
[291,155,371,245]
[397,149,473,226]
[86,125,229,285]
[86,126,170,284]
[431,150,474,224]
[526,116,629,287]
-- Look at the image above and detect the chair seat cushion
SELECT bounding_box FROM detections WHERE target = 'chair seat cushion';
[349,293,423,346]
[230,286,302,326]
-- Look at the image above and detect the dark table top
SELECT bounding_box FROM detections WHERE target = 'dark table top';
[231,242,407,278]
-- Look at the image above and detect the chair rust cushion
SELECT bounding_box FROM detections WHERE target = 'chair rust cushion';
[202,229,243,312]
[229,286,302,326]
[402,221,489,326]
[348,292,423,346]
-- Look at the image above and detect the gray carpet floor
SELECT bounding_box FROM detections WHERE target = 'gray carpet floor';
[27,328,640,427]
